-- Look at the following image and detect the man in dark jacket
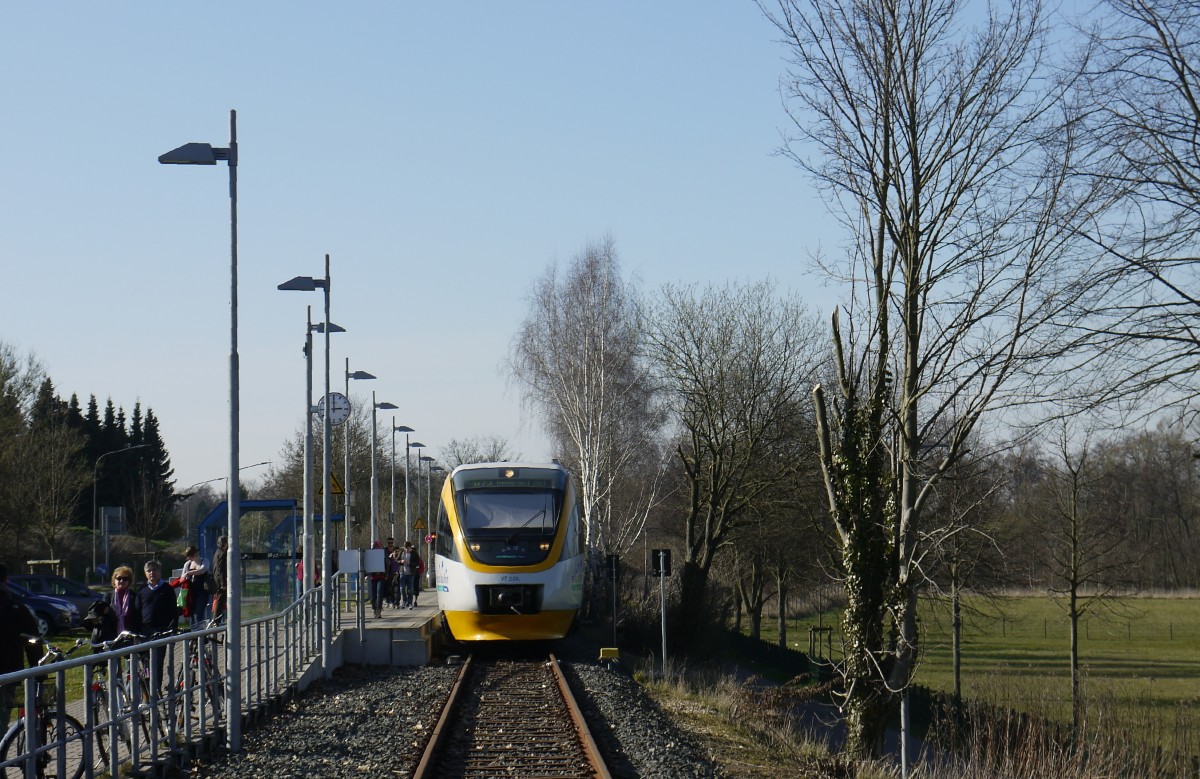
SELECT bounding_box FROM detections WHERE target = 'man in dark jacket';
[0,563,40,732]
[134,559,179,690]
[211,535,228,621]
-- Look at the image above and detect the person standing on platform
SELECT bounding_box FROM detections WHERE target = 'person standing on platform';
[135,559,179,691]
[369,541,388,618]
[0,563,39,733]
[85,565,142,646]
[399,542,422,609]
[211,535,229,622]
[181,545,211,624]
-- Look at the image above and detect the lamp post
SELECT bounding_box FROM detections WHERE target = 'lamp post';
[427,464,445,588]
[421,455,436,527]
[391,424,414,541]
[409,441,426,539]
[91,444,149,582]
[181,460,271,547]
[277,255,336,678]
[344,363,376,548]
[284,304,344,602]
[370,393,397,545]
[158,109,242,750]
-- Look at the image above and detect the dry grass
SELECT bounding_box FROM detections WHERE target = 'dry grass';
[634,652,1200,779]
[912,693,1200,779]
[636,657,891,779]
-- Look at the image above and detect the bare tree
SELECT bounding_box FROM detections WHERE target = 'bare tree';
[641,279,824,638]
[1034,426,1139,730]
[509,237,663,558]
[762,0,1095,759]
[1070,0,1200,407]
[922,450,1009,707]
[8,422,91,560]
[1101,420,1200,589]
[0,342,47,552]
[440,436,518,470]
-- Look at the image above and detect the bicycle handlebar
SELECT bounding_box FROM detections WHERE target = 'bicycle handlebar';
[31,636,89,666]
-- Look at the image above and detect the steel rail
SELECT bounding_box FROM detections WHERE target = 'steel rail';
[412,654,474,779]
[413,653,612,779]
[550,652,614,779]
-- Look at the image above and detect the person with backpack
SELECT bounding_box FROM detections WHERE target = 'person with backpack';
[180,545,212,624]
[399,542,422,609]
[369,540,388,618]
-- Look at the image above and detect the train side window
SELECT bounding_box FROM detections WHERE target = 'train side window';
[435,499,457,561]
[561,497,584,559]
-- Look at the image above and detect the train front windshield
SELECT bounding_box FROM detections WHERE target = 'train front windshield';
[453,469,566,565]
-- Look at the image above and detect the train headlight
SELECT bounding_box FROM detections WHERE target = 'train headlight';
[539,542,551,551]
[469,542,481,552]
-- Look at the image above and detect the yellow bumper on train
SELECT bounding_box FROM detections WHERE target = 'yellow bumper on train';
[444,609,576,641]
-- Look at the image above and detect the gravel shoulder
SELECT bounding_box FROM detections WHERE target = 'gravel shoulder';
[188,632,732,778]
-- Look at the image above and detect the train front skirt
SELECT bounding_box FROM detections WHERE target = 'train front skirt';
[442,608,577,641]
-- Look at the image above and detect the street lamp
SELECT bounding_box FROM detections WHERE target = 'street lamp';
[427,464,445,588]
[277,255,336,678]
[391,424,414,541]
[420,455,436,532]
[370,393,397,545]
[181,460,271,545]
[159,110,243,749]
[280,304,344,603]
[409,441,426,538]
[345,363,376,548]
[91,444,150,582]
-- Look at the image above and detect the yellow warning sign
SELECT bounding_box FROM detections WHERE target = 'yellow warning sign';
[317,473,346,496]
[412,517,427,531]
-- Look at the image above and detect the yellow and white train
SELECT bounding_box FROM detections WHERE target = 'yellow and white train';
[432,462,585,641]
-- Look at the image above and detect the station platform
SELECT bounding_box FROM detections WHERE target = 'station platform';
[338,600,443,666]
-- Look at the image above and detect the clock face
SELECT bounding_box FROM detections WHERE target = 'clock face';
[317,392,351,426]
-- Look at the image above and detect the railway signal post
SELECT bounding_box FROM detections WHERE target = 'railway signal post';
[652,549,671,676]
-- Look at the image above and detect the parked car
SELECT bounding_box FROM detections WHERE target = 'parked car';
[6,581,79,635]
[10,573,106,613]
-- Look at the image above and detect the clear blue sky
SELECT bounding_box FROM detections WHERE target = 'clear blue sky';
[2,2,835,490]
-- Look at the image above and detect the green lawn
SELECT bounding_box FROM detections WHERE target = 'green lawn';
[742,594,1200,750]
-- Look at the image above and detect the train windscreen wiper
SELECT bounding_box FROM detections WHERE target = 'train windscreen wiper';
[506,507,547,544]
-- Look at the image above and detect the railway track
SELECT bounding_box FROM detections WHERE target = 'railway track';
[414,653,612,779]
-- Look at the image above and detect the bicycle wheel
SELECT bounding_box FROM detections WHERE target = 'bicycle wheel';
[171,665,195,732]
[202,657,225,723]
[89,685,111,767]
[93,680,134,765]
[0,711,86,779]
[134,675,167,745]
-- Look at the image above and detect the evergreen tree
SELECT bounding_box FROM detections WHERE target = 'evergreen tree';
[130,402,144,445]
[84,395,101,438]
[124,408,178,551]
[66,394,84,431]
[94,398,131,525]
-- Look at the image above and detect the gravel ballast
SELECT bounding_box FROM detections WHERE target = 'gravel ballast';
[190,647,728,778]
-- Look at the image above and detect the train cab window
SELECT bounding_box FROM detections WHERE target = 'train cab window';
[455,490,563,565]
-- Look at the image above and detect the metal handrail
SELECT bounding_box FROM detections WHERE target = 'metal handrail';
[0,579,339,778]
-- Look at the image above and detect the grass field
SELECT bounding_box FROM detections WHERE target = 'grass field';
[743,593,1200,753]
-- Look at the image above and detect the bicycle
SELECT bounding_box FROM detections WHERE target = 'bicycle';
[85,630,160,768]
[172,617,225,733]
[0,636,86,779]
[121,629,177,746]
